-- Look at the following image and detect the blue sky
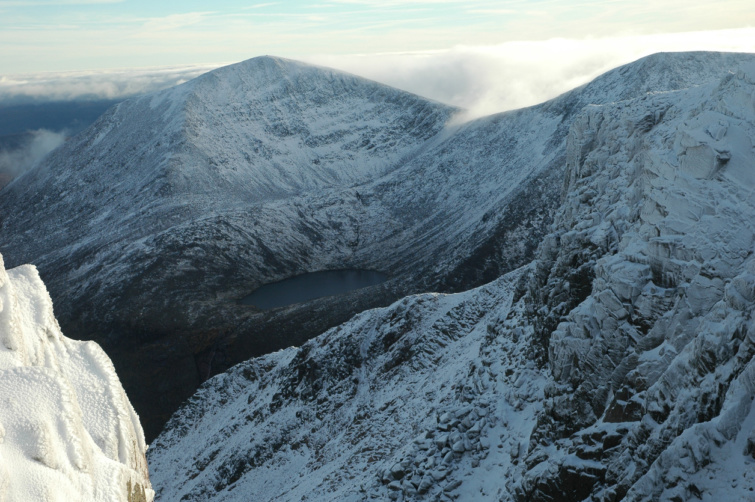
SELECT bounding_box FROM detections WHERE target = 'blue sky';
[2,0,754,73]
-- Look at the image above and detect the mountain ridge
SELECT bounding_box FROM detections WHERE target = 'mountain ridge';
[1,51,753,440]
[148,55,755,501]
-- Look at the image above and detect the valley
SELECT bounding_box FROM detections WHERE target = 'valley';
[149,53,755,501]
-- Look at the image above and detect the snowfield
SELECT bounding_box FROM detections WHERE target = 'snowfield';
[0,253,153,501]
[148,56,755,501]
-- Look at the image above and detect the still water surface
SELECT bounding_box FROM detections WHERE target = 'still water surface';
[239,269,389,310]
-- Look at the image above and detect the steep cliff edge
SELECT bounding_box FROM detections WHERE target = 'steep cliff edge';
[0,253,152,502]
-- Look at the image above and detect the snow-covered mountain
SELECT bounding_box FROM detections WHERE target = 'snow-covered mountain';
[1,52,753,442]
[0,252,152,501]
[148,56,755,501]
[0,56,456,438]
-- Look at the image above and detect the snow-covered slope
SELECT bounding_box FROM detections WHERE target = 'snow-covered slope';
[0,56,456,438]
[0,253,152,501]
[149,58,755,500]
[1,53,753,441]
[149,268,545,501]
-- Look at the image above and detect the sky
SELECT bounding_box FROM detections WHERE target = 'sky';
[1,1,755,116]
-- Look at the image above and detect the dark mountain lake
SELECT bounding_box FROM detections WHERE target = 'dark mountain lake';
[239,269,389,310]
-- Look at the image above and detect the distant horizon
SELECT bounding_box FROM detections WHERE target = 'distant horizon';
[2,0,755,117]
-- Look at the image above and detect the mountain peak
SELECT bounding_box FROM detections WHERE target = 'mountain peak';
[194,54,324,85]
[602,50,754,95]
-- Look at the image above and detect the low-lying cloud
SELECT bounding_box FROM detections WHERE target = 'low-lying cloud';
[306,28,755,120]
[0,129,66,183]
[0,63,223,106]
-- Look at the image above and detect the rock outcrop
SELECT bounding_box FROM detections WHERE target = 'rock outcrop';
[518,60,755,502]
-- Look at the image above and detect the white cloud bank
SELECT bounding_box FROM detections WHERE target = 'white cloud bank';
[0,63,223,105]
[306,28,755,119]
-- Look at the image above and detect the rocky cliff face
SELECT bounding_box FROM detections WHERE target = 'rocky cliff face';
[148,268,544,501]
[0,252,153,501]
[148,55,755,501]
[518,60,755,502]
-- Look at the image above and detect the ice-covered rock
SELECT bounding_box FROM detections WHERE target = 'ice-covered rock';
[518,60,755,501]
[0,253,152,501]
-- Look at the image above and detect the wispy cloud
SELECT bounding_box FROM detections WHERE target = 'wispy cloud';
[242,3,279,9]
[0,129,65,179]
[142,12,213,32]
[2,0,754,74]
[328,0,467,4]
[466,9,516,14]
